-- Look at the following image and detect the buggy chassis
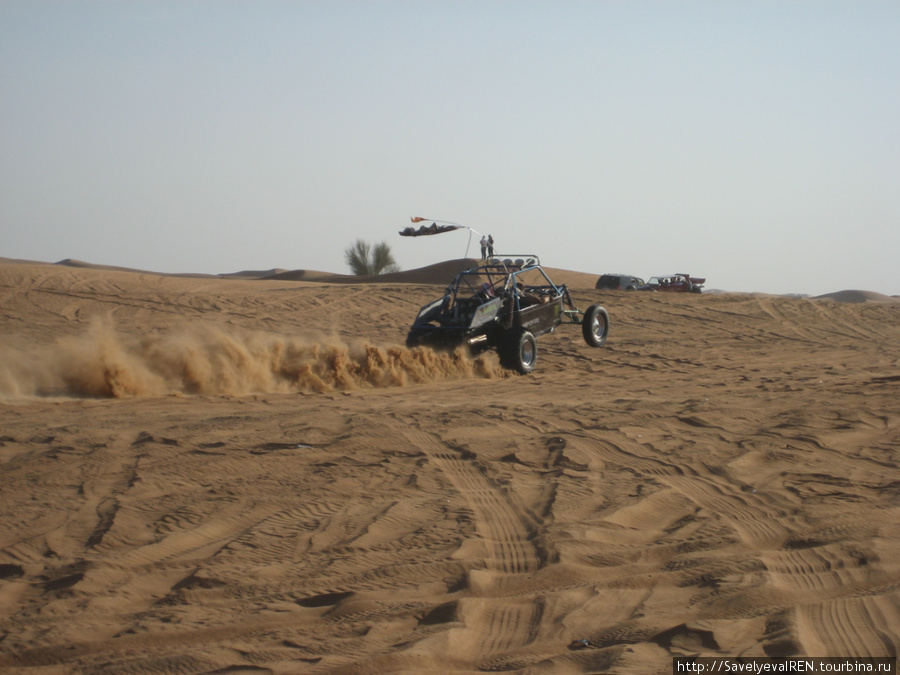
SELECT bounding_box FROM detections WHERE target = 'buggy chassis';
[406,255,610,374]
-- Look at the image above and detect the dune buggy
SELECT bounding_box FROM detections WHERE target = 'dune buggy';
[638,273,705,293]
[406,255,610,374]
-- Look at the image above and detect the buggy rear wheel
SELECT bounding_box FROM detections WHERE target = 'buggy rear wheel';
[499,328,537,374]
[582,304,610,347]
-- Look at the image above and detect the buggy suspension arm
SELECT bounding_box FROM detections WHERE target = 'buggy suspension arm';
[561,286,584,323]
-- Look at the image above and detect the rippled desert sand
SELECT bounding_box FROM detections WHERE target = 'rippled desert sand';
[1,258,898,674]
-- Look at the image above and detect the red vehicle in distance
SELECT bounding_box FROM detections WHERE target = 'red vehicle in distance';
[638,274,705,293]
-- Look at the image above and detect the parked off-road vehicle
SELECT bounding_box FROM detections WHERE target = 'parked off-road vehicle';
[406,255,610,374]
[638,273,705,293]
[596,273,645,291]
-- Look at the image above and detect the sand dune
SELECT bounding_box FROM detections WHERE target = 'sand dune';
[264,258,480,285]
[1,259,899,673]
[6,256,899,300]
[268,258,602,290]
[812,289,900,304]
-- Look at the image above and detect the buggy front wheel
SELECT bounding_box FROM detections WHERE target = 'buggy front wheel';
[499,328,537,374]
[582,304,610,347]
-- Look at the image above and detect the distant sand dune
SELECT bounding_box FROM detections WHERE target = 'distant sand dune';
[263,257,482,285]
[812,289,900,303]
[4,256,898,299]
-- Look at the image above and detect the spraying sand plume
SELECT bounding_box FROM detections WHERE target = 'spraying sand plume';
[0,318,503,399]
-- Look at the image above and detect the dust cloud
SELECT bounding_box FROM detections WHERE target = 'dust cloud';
[0,319,504,399]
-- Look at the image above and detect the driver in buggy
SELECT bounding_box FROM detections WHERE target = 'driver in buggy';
[515,282,549,308]
[477,282,495,300]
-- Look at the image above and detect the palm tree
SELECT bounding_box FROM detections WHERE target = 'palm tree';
[344,240,400,276]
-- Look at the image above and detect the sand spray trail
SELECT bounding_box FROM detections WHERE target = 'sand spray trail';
[0,317,504,398]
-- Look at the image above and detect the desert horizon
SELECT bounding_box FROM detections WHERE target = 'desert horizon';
[1,256,898,673]
[4,255,900,303]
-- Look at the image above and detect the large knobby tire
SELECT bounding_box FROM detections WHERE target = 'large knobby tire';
[499,328,537,374]
[582,304,610,348]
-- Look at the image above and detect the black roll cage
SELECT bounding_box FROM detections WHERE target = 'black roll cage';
[441,255,583,322]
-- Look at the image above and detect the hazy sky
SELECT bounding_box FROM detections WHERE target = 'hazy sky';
[2,1,898,296]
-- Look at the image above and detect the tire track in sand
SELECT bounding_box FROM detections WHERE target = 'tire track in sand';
[574,429,900,657]
[399,424,545,665]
